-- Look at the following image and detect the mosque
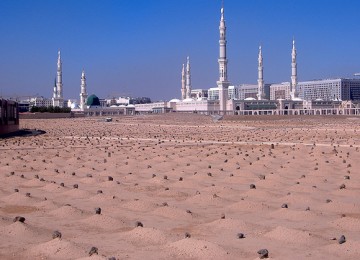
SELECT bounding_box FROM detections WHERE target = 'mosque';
[66,4,360,116]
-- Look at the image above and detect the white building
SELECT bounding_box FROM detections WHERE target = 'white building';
[298,78,360,101]
[208,86,237,100]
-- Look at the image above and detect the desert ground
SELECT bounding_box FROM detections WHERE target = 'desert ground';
[1,114,360,259]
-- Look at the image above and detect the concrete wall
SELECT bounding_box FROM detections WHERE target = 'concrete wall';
[19,113,73,119]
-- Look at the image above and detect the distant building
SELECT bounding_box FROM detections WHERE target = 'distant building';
[270,83,291,100]
[298,78,360,101]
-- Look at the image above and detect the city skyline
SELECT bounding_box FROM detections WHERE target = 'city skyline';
[0,0,359,101]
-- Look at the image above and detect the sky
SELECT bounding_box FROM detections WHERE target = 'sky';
[0,0,359,101]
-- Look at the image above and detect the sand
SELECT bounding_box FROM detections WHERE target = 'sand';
[0,114,360,259]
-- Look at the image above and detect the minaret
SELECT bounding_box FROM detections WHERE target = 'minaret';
[217,4,230,112]
[181,63,186,100]
[185,56,192,99]
[257,45,265,100]
[80,69,88,110]
[56,50,63,99]
[290,39,298,100]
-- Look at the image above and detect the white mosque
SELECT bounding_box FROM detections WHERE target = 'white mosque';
[62,3,360,116]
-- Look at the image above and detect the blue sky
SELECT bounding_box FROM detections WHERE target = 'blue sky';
[0,0,359,101]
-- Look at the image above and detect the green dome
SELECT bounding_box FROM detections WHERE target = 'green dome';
[86,94,100,107]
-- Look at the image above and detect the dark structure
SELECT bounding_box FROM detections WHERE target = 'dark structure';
[86,94,101,107]
[0,99,19,135]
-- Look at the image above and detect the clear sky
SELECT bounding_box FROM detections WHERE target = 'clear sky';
[0,0,359,101]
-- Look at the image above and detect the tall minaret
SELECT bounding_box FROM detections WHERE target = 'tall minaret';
[217,4,230,112]
[56,50,63,99]
[290,39,298,100]
[80,69,88,111]
[257,45,265,100]
[185,56,192,99]
[181,63,186,100]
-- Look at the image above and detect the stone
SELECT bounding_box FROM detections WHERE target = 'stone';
[73,184,78,189]
[13,216,25,223]
[237,233,245,239]
[185,232,191,238]
[281,203,288,208]
[338,235,346,244]
[52,230,62,239]
[95,207,101,215]
[88,247,98,256]
[135,221,143,227]
[250,184,256,189]
[108,176,113,181]
[257,249,269,259]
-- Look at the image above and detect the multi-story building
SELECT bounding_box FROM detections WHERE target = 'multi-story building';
[270,83,291,100]
[208,86,237,100]
[297,78,360,101]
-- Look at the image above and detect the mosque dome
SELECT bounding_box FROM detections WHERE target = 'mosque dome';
[169,98,181,103]
[86,94,100,107]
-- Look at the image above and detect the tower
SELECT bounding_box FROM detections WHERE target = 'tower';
[80,69,88,111]
[217,4,230,112]
[257,45,265,100]
[181,63,186,100]
[52,50,64,107]
[290,39,298,100]
[185,56,192,99]
[56,50,63,99]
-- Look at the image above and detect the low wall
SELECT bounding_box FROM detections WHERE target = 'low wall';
[19,113,74,119]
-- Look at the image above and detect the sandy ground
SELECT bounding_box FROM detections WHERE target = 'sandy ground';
[1,114,360,259]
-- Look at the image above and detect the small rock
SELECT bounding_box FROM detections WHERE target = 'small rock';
[88,246,98,256]
[237,233,245,239]
[135,221,143,227]
[338,235,346,244]
[281,203,288,209]
[221,213,225,219]
[73,184,78,189]
[186,209,192,214]
[257,249,269,259]
[259,175,265,180]
[97,190,103,194]
[344,175,350,180]
[95,207,101,215]
[326,199,332,203]
[26,193,31,197]
[339,184,346,189]
[14,188,19,192]
[108,176,113,181]
[13,216,25,223]
[86,173,92,178]
[108,257,117,260]
[250,184,256,189]
[185,232,191,238]
[305,207,310,211]
[52,230,62,239]
[179,177,183,181]
[60,183,65,187]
